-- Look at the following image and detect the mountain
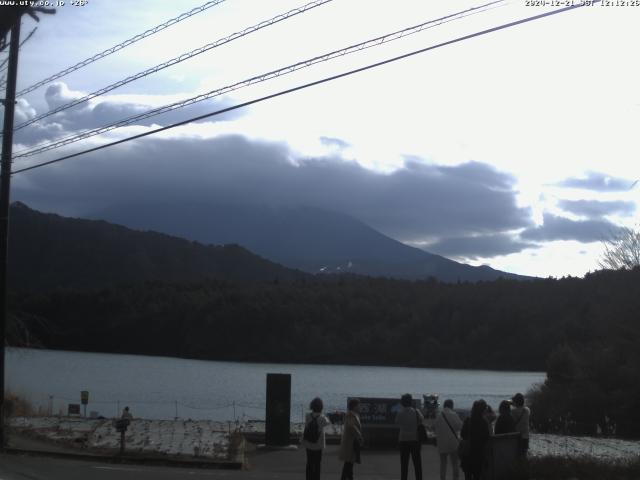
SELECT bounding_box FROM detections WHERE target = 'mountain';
[7,202,304,291]
[90,203,528,282]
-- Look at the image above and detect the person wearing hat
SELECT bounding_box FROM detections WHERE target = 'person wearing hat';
[511,393,530,456]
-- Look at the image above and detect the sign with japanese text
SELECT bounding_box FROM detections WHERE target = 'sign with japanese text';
[349,397,421,426]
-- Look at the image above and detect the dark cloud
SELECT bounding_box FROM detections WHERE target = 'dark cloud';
[557,199,636,218]
[437,161,517,192]
[13,82,242,146]
[365,160,532,242]
[319,136,350,149]
[556,171,635,192]
[12,134,533,250]
[424,233,538,260]
[521,213,623,243]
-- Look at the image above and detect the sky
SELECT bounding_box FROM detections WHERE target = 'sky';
[3,0,639,278]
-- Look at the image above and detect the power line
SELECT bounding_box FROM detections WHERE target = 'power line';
[14,0,227,97]
[11,0,335,133]
[13,0,505,160]
[12,1,598,176]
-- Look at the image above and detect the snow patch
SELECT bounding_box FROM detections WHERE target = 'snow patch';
[530,434,640,462]
[10,416,235,460]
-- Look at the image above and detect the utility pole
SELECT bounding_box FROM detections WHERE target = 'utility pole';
[0,16,21,449]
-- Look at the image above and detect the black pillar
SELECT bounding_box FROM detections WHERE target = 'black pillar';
[265,373,291,446]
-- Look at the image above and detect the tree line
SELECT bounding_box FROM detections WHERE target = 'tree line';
[8,268,638,369]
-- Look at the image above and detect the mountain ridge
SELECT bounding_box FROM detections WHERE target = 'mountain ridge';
[8,201,305,291]
[89,202,530,282]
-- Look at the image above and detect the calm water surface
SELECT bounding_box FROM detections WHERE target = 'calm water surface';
[6,348,544,421]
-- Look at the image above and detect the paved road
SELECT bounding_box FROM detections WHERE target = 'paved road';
[0,445,444,480]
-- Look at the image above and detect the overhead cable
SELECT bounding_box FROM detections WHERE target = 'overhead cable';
[15,0,228,97]
[13,0,504,159]
[11,0,335,132]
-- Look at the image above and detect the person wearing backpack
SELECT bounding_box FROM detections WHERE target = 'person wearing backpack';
[435,399,463,480]
[302,397,331,480]
[394,393,424,480]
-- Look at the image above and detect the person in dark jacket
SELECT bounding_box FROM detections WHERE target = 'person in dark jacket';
[460,399,490,480]
[395,393,424,480]
[494,400,516,435]
[483,405,497,434]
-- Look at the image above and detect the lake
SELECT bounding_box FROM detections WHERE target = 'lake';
[6,348,544,422]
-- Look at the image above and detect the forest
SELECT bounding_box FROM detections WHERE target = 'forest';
[11,268,639,371]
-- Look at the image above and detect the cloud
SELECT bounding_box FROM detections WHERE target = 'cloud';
[44,82,84,110]
[521,213,623,243]
[13,134,533,251]
[556,171,635,192]
[13,82,242,146]
[437,161,517,192]
[557,199,636,218]
[319,136,350,149]
[423,233,538,260]
[14,98,37,124]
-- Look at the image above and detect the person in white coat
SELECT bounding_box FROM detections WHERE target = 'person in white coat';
[302,397,331,480]
[511,393,531,457]
[434,399,463,480]
[339,398,363,480]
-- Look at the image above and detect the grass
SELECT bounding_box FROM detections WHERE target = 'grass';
[529,456,640,480]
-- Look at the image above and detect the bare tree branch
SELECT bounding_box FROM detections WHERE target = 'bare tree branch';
[599,226,640,270]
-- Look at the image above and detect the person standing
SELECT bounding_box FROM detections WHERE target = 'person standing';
[121,406,133,420]
[511,393,531,457]
[302,397,330,480]
[483,405,497,434]
[460,400,490,480]
[339,398,363,480]
[435,399,463,480]
[395,393,424,480]
[494,400,516,435]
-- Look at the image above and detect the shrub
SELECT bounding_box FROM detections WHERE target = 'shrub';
[4,392,34,417]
